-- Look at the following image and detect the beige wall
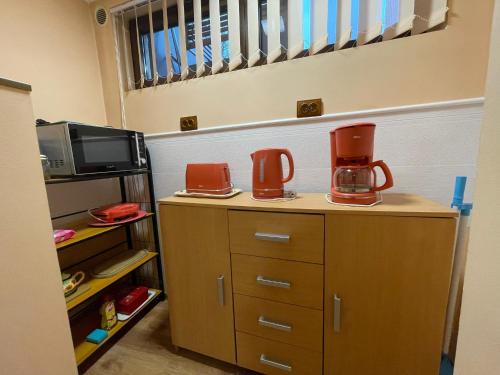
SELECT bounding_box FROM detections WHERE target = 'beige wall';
[0,0,107,125]
[454,0,500,373]
[92,0,493,134]
[0,85,77,375]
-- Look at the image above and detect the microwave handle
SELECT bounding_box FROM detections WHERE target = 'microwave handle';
[133,133,141,166]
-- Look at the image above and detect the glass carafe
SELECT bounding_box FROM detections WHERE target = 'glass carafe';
[333,160,394,194]
[333,166,375,193]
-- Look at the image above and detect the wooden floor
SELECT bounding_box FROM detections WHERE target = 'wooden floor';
[84,301,258,375]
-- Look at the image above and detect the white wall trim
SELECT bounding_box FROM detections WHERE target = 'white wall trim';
[145,97,485,139]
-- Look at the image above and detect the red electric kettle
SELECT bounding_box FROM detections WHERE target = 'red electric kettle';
[251,148,294,199]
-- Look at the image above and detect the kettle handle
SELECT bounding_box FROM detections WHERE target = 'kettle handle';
[280,149,294,183]
[370,160,393,192]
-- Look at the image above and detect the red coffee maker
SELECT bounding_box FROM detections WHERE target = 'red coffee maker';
[251,148,294,199]
[330,123,393,205]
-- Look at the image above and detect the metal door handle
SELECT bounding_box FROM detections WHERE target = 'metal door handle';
[260,354,292,372]
[255,232,290,243]
[258,316,292,332]
[217,275,225,306]
[256,275,291,289]
[334,294,342,333]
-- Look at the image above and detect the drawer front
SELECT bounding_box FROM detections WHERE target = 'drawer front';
[236,332,322,375]
[229,210,324,264]
[234,294,323,352]
[231,254,323,309]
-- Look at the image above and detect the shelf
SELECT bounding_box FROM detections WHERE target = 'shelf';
[74,288,161,365]
[46,170,150,185]
[56,213,154,251]
[66,251,158,311]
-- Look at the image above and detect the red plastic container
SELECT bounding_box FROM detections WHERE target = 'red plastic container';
[115,286,149,315]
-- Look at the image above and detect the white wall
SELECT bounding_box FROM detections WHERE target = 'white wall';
[455,0,500,372]
[147,99,483,206]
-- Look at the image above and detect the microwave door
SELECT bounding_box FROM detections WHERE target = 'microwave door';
[68,124,138,174]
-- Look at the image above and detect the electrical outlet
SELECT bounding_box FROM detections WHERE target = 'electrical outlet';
[297,99,323,118]
[180,116,198,131]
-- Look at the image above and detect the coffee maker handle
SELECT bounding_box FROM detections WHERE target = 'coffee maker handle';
[223,165,231,184]
[370,160,394,191]
[281,149,294,183]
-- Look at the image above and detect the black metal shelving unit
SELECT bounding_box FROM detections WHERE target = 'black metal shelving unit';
[46,149,165,372]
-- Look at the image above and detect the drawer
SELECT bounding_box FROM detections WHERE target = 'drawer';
[231,254,323,309]
[236,332,322,375]
[229,210,324,264]
[234,294,323,352]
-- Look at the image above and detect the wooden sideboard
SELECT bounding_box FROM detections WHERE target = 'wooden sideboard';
[159,193,457,375]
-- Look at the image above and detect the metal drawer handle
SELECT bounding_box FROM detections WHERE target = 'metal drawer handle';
[255,232,290,243]
[334,294,342,333]
[260,354,292,372]
[217,275,225,306]
[258,316,292,332]
[256,275,291,289]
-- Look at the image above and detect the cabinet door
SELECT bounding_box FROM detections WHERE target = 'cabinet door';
[160,205,236,364]
[324,214,455,375]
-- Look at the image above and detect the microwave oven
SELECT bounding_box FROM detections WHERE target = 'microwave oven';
[36,122,148,176]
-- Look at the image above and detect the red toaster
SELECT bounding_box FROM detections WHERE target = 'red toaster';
[185,163,232,195]
[115,286,149,315]
[91,203,140,223]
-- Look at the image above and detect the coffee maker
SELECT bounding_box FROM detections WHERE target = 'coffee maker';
[330,123,393,205]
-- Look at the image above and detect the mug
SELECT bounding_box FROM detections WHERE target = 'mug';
[62,271,85,297]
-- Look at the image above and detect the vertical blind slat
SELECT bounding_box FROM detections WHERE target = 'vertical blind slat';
[134,6,145,87]
[310,0,329,54]
[335,0,351,50]
[287,0,303,59]
[112,15,127,128]
[266,0,282,63]
[162,0,174,81]
[228,0,242,70]
[193,0,206,76]
[210,0,224,73]
[357,0,383,45]
[247,0,260,66]
[177,0,189,79]
[383,0,415,40]
[147,0,158,83]
[413,0,448,34]
[120,12,133,89]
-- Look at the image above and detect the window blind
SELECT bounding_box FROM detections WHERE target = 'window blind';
[177,0,189,79]
[287,0,303,59]
[162,0,174,82]
[227,0,242,70]
[193,0,206,76]
[357,0,383,45]
[247,0,261,66]
[209,0,224,74]
[310,0,329,54]
[383,0,415,40]
[413,0,448,34]
[335,0,352,50]
[111,0,449,90]
[266,0,282,63]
